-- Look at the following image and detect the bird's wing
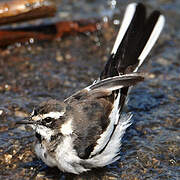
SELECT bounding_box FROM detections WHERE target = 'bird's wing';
[64,73,144,103]
[65,73,144,159]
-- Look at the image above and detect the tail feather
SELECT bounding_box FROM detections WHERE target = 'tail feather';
[100,3,165,79]
[135,12,165,71]
[111,3,139,56]
[100,3,165,119]
[112,3,146,74]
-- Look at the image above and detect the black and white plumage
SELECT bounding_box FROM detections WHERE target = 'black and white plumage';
[17,3,165,174]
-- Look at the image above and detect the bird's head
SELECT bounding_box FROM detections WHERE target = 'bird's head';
[17,99,69,143]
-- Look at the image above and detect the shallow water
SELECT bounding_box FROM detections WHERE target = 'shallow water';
[0,0,179,179]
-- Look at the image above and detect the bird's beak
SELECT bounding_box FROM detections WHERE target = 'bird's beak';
[16,117,38,125]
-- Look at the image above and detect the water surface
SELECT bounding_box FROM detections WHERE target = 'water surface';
[0,0,179,179]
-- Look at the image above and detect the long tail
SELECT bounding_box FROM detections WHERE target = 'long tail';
[100,3,165,116]
[101,3,165,78]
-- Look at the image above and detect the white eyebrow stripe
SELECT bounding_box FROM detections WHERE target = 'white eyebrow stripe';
[43,112,65,119]
[32,111,64,121]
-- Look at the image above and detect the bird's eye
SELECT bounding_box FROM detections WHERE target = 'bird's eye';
[44,117,52,124]
[41,117,53,127]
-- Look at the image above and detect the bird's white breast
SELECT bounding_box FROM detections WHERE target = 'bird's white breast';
[35,142,57,167]
[55,135,89,174]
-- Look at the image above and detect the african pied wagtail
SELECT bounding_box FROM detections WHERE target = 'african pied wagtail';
[17,3,165,174]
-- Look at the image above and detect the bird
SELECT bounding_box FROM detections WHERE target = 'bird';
[17,3,165,174]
